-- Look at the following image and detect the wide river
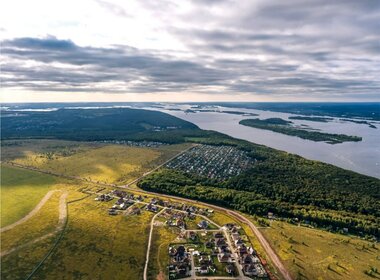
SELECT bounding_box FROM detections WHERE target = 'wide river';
[148,105,380,179]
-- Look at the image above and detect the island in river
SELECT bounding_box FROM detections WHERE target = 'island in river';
[239,118,362,144]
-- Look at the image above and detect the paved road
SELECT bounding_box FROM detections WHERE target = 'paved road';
[1,191,68,257]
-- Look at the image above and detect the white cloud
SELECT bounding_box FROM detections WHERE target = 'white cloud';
[1,0,379,101]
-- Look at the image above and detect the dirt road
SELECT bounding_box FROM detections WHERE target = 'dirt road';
[1,190,58,233]
[143,208,166,280]
[1,191,68,257]
[121,185,293,280]
[4,144,293,280]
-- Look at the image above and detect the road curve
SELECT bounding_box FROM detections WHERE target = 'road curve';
[226,210,293,280]
[4,145,292,280]
[121,184,293,280]
[1,191,68,257]
[1,190,58,233]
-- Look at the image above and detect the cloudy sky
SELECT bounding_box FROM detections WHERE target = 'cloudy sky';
[1,0,380,102]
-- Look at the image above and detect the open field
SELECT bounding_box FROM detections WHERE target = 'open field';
[260,220,380,280]
[2,140,191,185]
[1,185,77,279]
[1,139,102,161]
[148,225,180,280]
[2,139,378,280]
[1,191,61,254]
[33,194,154,279]
[2,183,157,279]
[1,164,58,227]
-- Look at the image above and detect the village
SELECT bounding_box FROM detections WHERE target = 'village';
[165,145,254,181]
[95,140,167,148]
[94,189,269,280]
[166,222,268,279]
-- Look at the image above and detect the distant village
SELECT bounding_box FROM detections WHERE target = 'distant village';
[95,140,167,148]
[165,145,255,181]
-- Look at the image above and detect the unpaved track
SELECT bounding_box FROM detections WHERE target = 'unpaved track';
[1,192,68,257]
[3,144,292,280]
[122,185,292,280]
[226,210,293,280]
[1,190,58,233]
[143,208,166,280]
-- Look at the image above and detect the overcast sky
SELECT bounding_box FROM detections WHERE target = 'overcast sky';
[1,0,380,102]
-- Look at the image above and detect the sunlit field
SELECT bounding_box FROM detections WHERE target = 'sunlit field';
[260,220,380,280]
[1,165,57,227]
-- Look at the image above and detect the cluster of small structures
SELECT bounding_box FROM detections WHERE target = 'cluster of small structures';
[151,126,181,132]
[95,190,144,215]
[161,209,191,229]
[94,190,214,218]
[191,230,238,277]
[94,189,268,279]
[167,223,269,279]
[166,144,254,181]
[168,245,191,277]
[95,140,167,148]
[225,224,268,278]
[96,140,168,148]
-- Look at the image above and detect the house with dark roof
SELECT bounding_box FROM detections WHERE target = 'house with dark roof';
[199,265,209,274]
[243,263,258,276]
[217,252,230,263]
[216,238,226,247]
[226,264,235,275]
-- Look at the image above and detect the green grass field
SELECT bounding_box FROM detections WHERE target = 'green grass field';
[148,225,179,280]
[0,164,58,227]
[33,195,154,279]
[260,220,380,280]
[2,140,191,185]
[1,139,101,160]
[0,179,85,280]
[3,140,378,280]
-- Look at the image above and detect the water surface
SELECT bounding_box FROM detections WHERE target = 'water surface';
[152,105,380,179]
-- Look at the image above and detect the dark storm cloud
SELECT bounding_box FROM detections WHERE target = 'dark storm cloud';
[1,0,380,99]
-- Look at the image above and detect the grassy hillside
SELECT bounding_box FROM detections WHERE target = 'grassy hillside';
[1,139,102,161]
[2,140,191,185]
[0,165,57,227]
[34,197,154,280]
[1,198,59,280]
[260,220,380,280]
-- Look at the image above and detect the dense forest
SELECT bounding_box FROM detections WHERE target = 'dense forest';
[2,106,379,237]
[139,135,380,238]
[0,108,201,143]
[288,116,333,122]
[239,118,362,144]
